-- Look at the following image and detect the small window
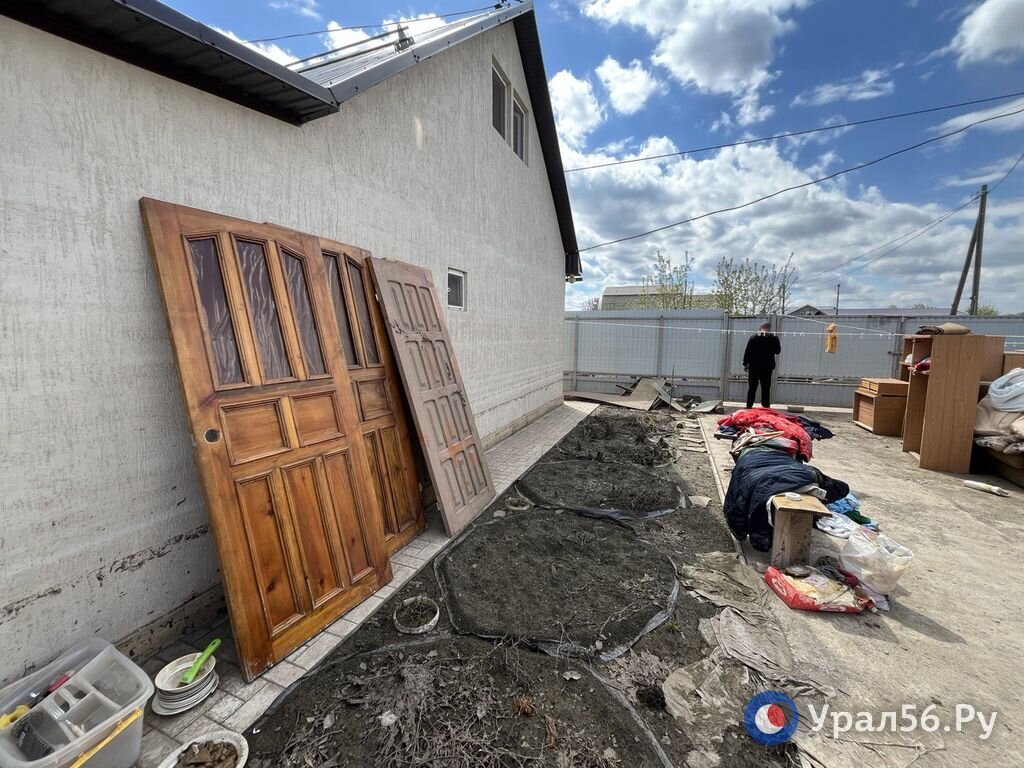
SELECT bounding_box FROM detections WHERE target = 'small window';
[492,67,508,138]
[512,97,527,162]
[447,269,466,310]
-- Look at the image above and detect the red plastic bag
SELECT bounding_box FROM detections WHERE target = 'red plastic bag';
[764,566,872,613]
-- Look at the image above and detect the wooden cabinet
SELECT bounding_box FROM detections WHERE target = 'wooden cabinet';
[898,334,1004,472]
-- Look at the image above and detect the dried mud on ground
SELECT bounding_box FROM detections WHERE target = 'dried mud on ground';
[517,460,685,518]
[247,406,794,767]
[438,512,677,654]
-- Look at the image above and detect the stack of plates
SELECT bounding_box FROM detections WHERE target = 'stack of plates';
[151,653,219,716]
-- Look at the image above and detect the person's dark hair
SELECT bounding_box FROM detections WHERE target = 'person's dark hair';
[759,321,772,331]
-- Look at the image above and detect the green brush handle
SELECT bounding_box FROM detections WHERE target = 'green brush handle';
[180,639,220,685]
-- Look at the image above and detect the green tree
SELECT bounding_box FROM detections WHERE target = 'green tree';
[975,304,1000,316]
[638,250,696,310]
[713,256,797,315]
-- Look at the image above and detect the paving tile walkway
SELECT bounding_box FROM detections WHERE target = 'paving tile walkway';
[136,399,597,766]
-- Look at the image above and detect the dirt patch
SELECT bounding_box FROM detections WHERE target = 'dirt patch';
[518,460,684,519]
[437,512,677,655]
[247,636,667,767]
[174,741,238,768]
[558,411,676,466]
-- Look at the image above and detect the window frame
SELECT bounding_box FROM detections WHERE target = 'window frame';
[491,64,509,140]
[447,268,467,311]
[511,92,528,163]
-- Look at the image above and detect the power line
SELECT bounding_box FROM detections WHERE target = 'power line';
[576,103,1024,254]
[798,148,1024,288]
[564,91,1024,172]
[247,4,500,43]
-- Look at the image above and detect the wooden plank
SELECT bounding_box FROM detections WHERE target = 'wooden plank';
[368,258,495,537]
[770,509,814,569]
[565,377,667,411]
[981,336,1006,382]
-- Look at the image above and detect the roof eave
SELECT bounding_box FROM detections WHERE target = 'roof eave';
[0,0,338,125]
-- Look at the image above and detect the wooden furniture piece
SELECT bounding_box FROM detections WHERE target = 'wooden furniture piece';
[852,377,907,436]
[899,334,1004,473]
[1003,352,1024,375]
[769,493,830,568]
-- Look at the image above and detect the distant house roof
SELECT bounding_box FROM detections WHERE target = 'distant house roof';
[789,305,944,317]
[2,0,581,279]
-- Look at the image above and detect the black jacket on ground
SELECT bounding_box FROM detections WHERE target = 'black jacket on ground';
[724,448,849,551]
[743,333,781,372]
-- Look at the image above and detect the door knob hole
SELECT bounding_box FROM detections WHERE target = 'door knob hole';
[204,428,221,443]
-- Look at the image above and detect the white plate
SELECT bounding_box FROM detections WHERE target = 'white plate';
[155,652,217,695]
[152,673,219,716]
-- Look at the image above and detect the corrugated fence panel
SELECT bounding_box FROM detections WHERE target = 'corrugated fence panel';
[662,313,726,379]
[565,311,1024,407]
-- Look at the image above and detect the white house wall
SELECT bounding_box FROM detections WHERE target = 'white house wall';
[0,17,566,684]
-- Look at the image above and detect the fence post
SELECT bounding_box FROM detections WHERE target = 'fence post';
[771,313,782,407]
[719,314,732,401]
[655,315,665,378]
[569,316,581,392]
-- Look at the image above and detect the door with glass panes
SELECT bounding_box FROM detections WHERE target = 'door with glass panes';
[141,199,390,679]
[318,239,424,553]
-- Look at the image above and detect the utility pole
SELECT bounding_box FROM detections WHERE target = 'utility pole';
[834,282,841,316]
[950,184,988,316]
[969,183,988,315]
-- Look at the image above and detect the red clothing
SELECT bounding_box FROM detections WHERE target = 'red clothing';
[718,408,813,461]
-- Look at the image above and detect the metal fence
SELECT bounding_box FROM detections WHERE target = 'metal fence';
[564,310,1024,408]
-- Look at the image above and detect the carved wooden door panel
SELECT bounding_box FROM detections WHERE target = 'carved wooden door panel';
[318,239,424,554]
[367,258,495,536]
[140,199,390,680]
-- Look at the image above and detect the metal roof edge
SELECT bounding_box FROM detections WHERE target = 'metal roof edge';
[0,0,338,124]
[513,11,581,279]
[324,3,533,103]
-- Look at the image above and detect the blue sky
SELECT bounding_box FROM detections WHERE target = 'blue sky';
[168,0,1024,312]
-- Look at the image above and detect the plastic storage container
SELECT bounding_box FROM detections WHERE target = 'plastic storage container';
[0,639,153,768]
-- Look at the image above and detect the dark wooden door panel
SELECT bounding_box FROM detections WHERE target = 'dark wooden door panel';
[140,199,391,679]
[367,258,495,536]
[318,238,424,554]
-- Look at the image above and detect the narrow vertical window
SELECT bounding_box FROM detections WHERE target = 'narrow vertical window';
[346,260,380,365]
[236,239,293,381]
[188,238,244,385]
[447,269,466,310]
[323,252,360,367]
[492,67,507,138]
[281,250,326,376]
[512,98,526,162]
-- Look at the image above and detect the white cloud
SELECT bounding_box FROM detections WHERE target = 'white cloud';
[595,57,663,115]
[951,0,1024,66]
[941,155,1020,187]
[582,0,810,124]
[549,70,606,148]
[269,0,321,21]
[792,68,896,106]
[932,98,1024,136]
[560,135,1024,313]
[212,26,297,65]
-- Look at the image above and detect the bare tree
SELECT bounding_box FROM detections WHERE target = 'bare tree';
[714,256,798,315]
[581,296,601,311]
[638,250,696,310]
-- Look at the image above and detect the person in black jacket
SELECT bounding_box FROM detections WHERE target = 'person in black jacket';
[743,321,781,408]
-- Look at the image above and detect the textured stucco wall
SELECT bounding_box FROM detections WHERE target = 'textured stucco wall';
[0,17,566,684]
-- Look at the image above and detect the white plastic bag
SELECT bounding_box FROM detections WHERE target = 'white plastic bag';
[839,528,913,595]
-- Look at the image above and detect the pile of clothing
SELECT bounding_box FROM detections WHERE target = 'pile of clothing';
[974,368,1024,455]
[722,410,848,552]
[716,407,833,462]
[816,493,879,538]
